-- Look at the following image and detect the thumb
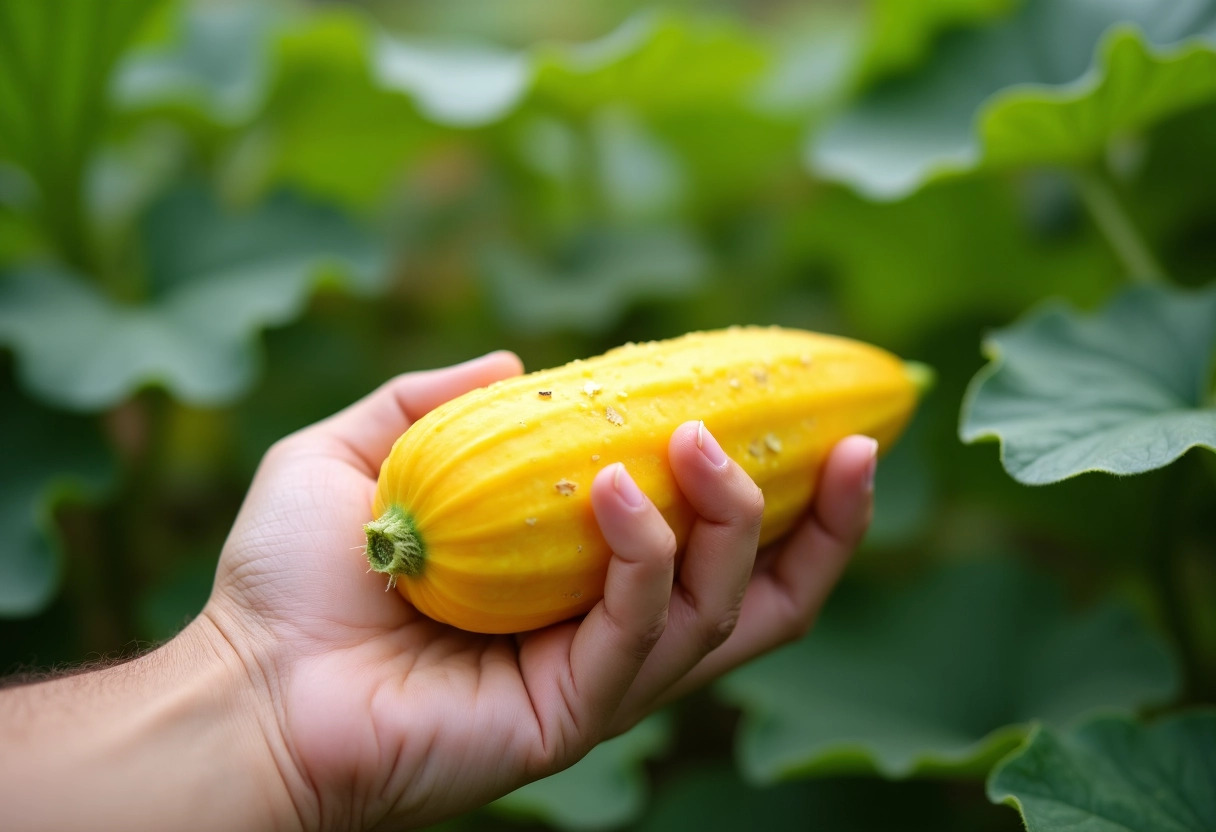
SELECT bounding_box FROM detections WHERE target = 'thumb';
[305,351,524,475]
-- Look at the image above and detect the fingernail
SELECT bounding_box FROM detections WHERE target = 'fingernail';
[612,463,646,508]
[696,420,728,468]
[863,437,879,493]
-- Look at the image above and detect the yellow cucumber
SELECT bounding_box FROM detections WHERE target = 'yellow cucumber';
[365,326,924,633]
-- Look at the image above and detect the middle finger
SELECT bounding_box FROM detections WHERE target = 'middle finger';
[610,420,764,728]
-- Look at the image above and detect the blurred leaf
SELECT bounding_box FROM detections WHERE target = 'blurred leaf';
[481,227,706,335]
[812,0,1216,199]
[0,389,114,616]
[866,407,936,548]
[961,283,1216,484]
[592,109,685,221]
[112,1,273,124]
[0,0,164,265]
[492,712,671,831]
[1120,102,1216,288]
[981,30,1216,170]
[373,36,529,127]
[137,553,215,641]
[860,0,1019,83]
[532,12,769,116]
[988,711,1216,832]
[756,12,862,116]
[249,12,434,208]
[789,178,1120,347]
[0,186,385,410]
[636,762,1021,832]
[717,560,1179,782]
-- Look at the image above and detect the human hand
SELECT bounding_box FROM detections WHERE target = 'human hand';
[198,351,877,831]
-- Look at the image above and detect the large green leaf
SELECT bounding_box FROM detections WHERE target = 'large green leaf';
[0,0,164,265]
[0,388,114,616]
[0,186,385,410]
[988,711,1216,832]
[716,560,1178,783]
[811,0,1216,199]
[491,713,671,831]
[960,283,1216,484]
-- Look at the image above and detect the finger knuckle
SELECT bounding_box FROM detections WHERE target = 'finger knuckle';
[700,606,741,653]
[635,609,669,659]
[263,433,304,467]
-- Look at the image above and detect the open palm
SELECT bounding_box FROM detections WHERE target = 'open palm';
[201,351,876,831]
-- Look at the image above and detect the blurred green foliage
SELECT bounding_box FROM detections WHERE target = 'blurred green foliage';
[2,0,1214,829]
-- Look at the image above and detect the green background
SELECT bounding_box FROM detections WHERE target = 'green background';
[2,1,1214,829]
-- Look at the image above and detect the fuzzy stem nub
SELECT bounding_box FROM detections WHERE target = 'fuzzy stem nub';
[364,505,426,581]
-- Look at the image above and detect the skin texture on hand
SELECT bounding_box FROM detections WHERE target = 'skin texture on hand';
[0,350,876,832]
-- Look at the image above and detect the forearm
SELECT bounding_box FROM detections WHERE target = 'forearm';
[0,617,301,832]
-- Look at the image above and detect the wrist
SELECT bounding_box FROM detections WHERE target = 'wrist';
[0,613,305,832]
[183,607,314,832]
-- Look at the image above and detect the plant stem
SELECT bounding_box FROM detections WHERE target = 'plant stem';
[1072,167,1167,284]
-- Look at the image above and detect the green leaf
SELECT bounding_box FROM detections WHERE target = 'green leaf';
[811,0,1216,199]
[373,36,529,127]
[860,0,1018,84]
[865,408,936,548]
[112,1,273,124]
[716,560,1179,782]
[960,283,1216,484]
[636,762,1020,832]
[249,12,434,209]
[491,713,671,831]
[480,228,706,335]
[0,0,164,265]
[532,12,770,116]
[988,711,1216,832]
[758,1,1017,117]
[0,186,385,410]
[137,553,216,641]
[0,388,114,616]
[788,178,1121,348]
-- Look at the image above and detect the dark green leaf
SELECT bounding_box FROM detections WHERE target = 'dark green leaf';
[860,0,1018,83]
[636,762,1022,832]
[717,560,1179,782]
[136,553,216,641]
[988,711,1216,832]
[491,713,671,831]
[812,0,1216,199]
[0,390,114,616]
[480,228,706,335]
[788,178,1121,348]
[960,283,1216,484]
[0,186,386,410]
